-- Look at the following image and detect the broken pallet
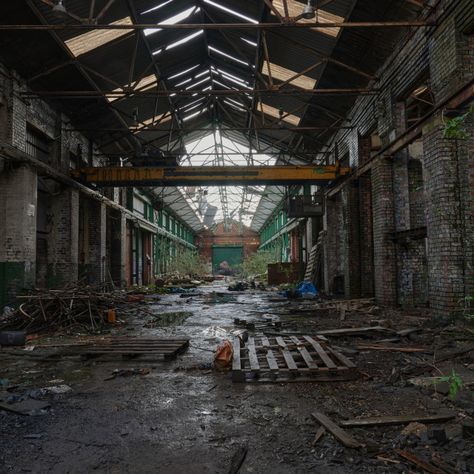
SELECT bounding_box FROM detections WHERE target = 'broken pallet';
[66,337,190,360]
[232,335,357,383]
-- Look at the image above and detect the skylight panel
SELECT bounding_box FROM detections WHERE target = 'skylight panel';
[180,101,205,113]
[174,77,193,87]
[131,112,172,132]
[180,98,205,110]
[185,76,211,90]
[65,17,133,57]
[216,68,249,85]
[168,65,200,80]
[262,61,316,90]
[225,97,245,108]
[212,79,232,89]
[195,70,210,79]
[183,108,208,121]
[141,0,173,15]
[217,73,251,89]
[106,74,158,102]
[271,0,343,37]
[224,100,246,112]
[208,45,249,66]
[166,30,204,51]
[240,37,258,47]
[203,0,259,24]
[152,48,163,56]
[144,6,200,36]
[258,102,300,126]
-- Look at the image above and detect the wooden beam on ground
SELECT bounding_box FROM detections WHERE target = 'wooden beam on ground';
[312,412,363,449]
[340,412,456,428]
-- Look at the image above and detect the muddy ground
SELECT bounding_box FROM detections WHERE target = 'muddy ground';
[1,281,473,473]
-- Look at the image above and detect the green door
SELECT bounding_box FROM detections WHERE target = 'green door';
[212,246,243,274]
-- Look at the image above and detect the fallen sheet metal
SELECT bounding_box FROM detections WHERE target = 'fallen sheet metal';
[231,335,357,383]
[65,337,189,360]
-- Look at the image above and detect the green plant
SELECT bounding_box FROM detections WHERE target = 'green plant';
[165,249,209,277]
[240,250,276,278]
[435,369,463,400]
[443,106,473,139]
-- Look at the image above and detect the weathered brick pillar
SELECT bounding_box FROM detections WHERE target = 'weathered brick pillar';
[48,188,79,286]
[358,172,375,297]
[342,184,361,298]
[110,210,127,286]
[87,199,106,284]
[372,157,397,306]
[0,165,37,308]
[422,119,472,316]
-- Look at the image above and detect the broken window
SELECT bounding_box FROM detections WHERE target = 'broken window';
[106,74,158,102]
[271,1,343,37]
[404,81,435,128]
[258,102,300,126]
[144,6,201,36]
[209,45,250,67]
[203,0,259,24]
[65,17,133,57]
[262,61,316,90]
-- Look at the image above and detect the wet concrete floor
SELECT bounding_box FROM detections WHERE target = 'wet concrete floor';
[1,281,473,473]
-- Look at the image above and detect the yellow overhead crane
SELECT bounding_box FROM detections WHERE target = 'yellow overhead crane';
[71,164,351,186]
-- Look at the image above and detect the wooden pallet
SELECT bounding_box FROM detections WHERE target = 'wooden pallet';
[68,337,190,360]
[232,335,357,383]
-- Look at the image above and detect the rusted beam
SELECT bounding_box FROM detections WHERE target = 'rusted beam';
[0,21,436,31]
[71,164,351,186]
[23,88,378,98]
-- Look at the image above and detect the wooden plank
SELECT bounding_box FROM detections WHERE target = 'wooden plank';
[317,326,394,337]
[325,345,356,369]
[396,450,444,474]
[275,337,298,371]
[231,336,242,372]
[312,411,363,449]
[355,344,432,353]
[290,336,318,369]
[304,336,337,369]
[340,412,456,428]
[261,336,279,370]
[247,337,260,371]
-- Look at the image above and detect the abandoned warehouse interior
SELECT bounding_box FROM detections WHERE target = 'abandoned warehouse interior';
[0,0,474,472]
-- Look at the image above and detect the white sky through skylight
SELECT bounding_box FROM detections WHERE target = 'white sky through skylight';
[181,133,276,227]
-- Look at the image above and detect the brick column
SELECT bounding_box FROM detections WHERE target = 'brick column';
[359,172,375,297]
[372,157,397,305]
[342,184,361,298]
[0,165,37,308]
[422,120,472,315]
[109,210,127,286]
[87,199,106,284]
[48,188,79,286]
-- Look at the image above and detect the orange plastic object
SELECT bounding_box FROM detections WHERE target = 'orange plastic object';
[107,309,117,323]
[214,339,233,370]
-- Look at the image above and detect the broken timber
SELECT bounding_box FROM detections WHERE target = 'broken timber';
[312,411,363,449]
[340,412,456,428]
[65,337,189,360]
[232,335,357,383]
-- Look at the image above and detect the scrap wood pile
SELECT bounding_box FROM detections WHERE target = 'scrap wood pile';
[0,287,130,334]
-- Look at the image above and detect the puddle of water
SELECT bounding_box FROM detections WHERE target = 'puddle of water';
[144,311,193,328]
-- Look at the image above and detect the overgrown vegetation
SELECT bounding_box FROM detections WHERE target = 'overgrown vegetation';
[443,105,473,139]
[165,249,209,277]
[458,295,474,324]
[435,369,464,400]
[239,250,276,278]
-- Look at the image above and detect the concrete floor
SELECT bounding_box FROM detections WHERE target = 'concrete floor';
[1,282,473,473]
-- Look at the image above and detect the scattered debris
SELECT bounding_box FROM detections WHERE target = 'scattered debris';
[228,444,248,474]
[396,449,445,474]
[0,399,51,415]
[339,412,456,428]
[311,426,326,446]
[214,339,233,370]
[105,368,151,380]
[311,411,363,449]
[0,330,26,346]
[355,343,432,353]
